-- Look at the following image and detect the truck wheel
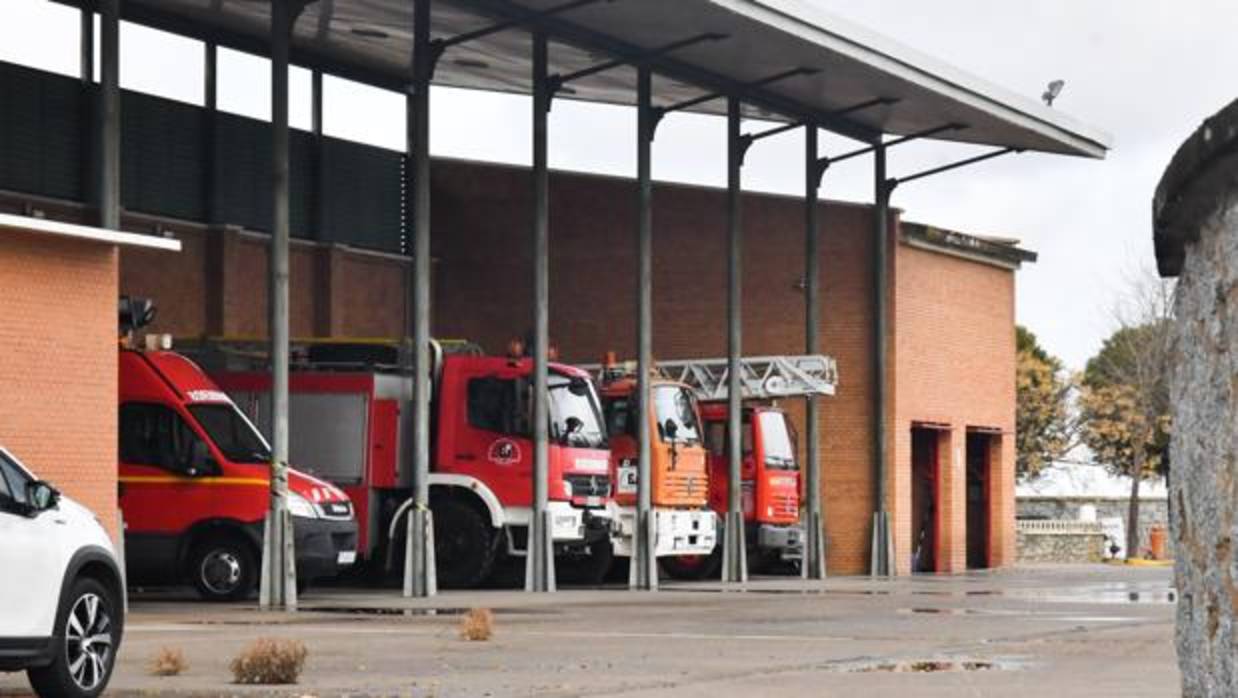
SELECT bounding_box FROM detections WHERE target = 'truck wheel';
[660,546,722,581]
[27,577,122,698]
[189,538,257,601]
[432,499,497,589]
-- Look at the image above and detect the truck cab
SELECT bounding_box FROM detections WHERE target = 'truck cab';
[118,348,358,601]
[700,403,803,570]
[595,370,717,561]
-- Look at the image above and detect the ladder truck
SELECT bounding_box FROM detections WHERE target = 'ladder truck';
[583,356,718,567]
[647,355,838,579]
[198,339,614,589]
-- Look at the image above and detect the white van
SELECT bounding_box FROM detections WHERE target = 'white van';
[0,446,125,698]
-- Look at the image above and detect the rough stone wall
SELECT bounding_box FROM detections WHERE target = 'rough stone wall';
[1015,529,1105,564]
[1168,194,1237,696]
[1018,497,1170,555]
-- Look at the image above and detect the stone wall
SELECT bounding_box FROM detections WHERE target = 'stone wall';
[1018,497,1169,556]
[1015,520,1105,564]
[1152,97,1238,697]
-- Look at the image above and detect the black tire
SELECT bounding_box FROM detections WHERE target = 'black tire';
[188,537,257,602]
[559,539,615,586]
[28,577,122,698]
[432,498,497,589]
[660,545,722,581]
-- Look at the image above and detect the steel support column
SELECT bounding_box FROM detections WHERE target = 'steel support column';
[311,69,328,241]
[720,96,747,584]
[403,0,438,599]
[630,65,657,591]
[802,125,826,580]
[259,0,299,609]
[204,40,217,223]
[80,8,93,84]
[99,0,120,229]
[868,142,894,577]
[525,30,556,593]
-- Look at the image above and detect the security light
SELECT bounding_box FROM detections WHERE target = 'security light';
[1042,79,1065,107]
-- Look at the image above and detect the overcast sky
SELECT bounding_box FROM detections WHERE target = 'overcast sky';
[2,0,1234,369]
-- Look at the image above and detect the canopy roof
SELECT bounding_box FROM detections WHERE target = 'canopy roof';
[61,0,1110,157]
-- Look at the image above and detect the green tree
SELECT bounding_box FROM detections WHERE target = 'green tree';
[1015,326,1076,480]
[1078,274,1174,557]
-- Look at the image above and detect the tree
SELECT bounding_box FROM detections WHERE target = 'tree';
[1078,272,1174,558]
[1015,326,1075,480]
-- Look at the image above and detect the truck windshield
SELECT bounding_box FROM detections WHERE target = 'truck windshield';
[188,404,272,464]
[549,374,607,449]
[654,385,701,445]
[758,411,796,470]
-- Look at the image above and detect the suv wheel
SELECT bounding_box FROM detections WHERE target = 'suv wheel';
[27,577,121,698]
[190,538,257,601]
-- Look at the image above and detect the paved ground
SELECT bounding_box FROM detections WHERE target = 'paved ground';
[1,564,1177,697]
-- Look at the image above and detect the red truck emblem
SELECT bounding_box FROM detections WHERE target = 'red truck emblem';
[488,438,521,466]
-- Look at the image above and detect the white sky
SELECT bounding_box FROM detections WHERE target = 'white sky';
[1,0,1234,369]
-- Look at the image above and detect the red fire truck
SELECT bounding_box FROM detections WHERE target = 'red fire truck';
[635,355,838,579]
[117,301,358,601]
[207,340,614,588]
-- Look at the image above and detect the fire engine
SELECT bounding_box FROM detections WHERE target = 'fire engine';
[117,298,358,601]
[205,339,614,588]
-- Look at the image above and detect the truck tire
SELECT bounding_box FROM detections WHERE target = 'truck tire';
[660,546,722,581]
[188,537,257,601]
[432,499,497,589]
[27,577,122,698]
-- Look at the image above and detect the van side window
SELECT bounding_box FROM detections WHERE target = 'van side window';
[120,403,204,475]
[0,454,21,505]
[467,377,529,437]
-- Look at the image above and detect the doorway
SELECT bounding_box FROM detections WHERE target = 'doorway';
[910,427,941,573]
[966,430,994,569]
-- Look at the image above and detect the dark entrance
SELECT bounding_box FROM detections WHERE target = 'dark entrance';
[966,431,994,569]
[910,427,941,573]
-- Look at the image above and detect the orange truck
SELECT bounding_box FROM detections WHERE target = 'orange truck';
[612,355,838,579]
[591,358,717,563]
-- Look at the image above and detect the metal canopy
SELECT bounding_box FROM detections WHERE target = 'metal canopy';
[60,0,1110,157]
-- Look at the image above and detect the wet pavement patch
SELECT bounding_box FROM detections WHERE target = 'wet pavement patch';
[303,606,558,617]
[829,658,1010,673]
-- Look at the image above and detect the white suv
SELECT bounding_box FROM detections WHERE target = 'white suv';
[0,446,125,698]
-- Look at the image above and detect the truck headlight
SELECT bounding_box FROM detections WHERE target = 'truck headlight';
[287,493,319,519]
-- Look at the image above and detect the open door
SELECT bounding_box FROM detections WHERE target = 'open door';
[966,430,994,569]
[910,427,940,573]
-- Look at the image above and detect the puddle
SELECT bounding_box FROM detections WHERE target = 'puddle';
[1002,586,1177,605]
[304,606,557,617]
[828,658,1012,673]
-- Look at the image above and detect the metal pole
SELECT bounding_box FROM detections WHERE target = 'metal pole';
[630,65,657,591]
[80,8,93,84]
[204,41,217,224]
[525,30,555,593]
[803,126,826,580]
[403,0,437,599]
[259,0,298,609]
[721,96,747,584]
[869,142,893,577]
[98,0,119,230]
[311,69,328,241]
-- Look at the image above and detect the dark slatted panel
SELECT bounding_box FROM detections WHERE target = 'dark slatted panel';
[0,62,85,201]
[0,61,405,254]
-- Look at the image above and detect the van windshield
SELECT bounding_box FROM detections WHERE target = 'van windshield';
[188,404,272,464]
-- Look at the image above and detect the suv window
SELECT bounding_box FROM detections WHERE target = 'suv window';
[120,402,209,475]
[0,453,30,505]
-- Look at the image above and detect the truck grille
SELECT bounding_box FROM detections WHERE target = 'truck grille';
[566,474,611,498]
[659,470,707,506]
[771,493,798,519]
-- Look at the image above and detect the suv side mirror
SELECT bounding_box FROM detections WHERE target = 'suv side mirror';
[663,418,679,441]
[26,481,60,513]
[187,440,217,477]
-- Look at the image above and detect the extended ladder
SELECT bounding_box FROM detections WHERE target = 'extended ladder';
[582,354,838,401]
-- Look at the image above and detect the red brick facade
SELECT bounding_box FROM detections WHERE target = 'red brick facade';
[0,230,120,540]
[4,155,1022,575]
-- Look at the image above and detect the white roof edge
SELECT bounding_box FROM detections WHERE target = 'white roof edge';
[717,0,1113,158]
[0,213,182,252]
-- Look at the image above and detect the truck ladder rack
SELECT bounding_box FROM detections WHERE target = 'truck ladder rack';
[582,354,838,401]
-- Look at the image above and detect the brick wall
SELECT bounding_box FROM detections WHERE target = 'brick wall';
[0,231,119,540]
[893,241,1017,573]
[0,155,1022,577]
